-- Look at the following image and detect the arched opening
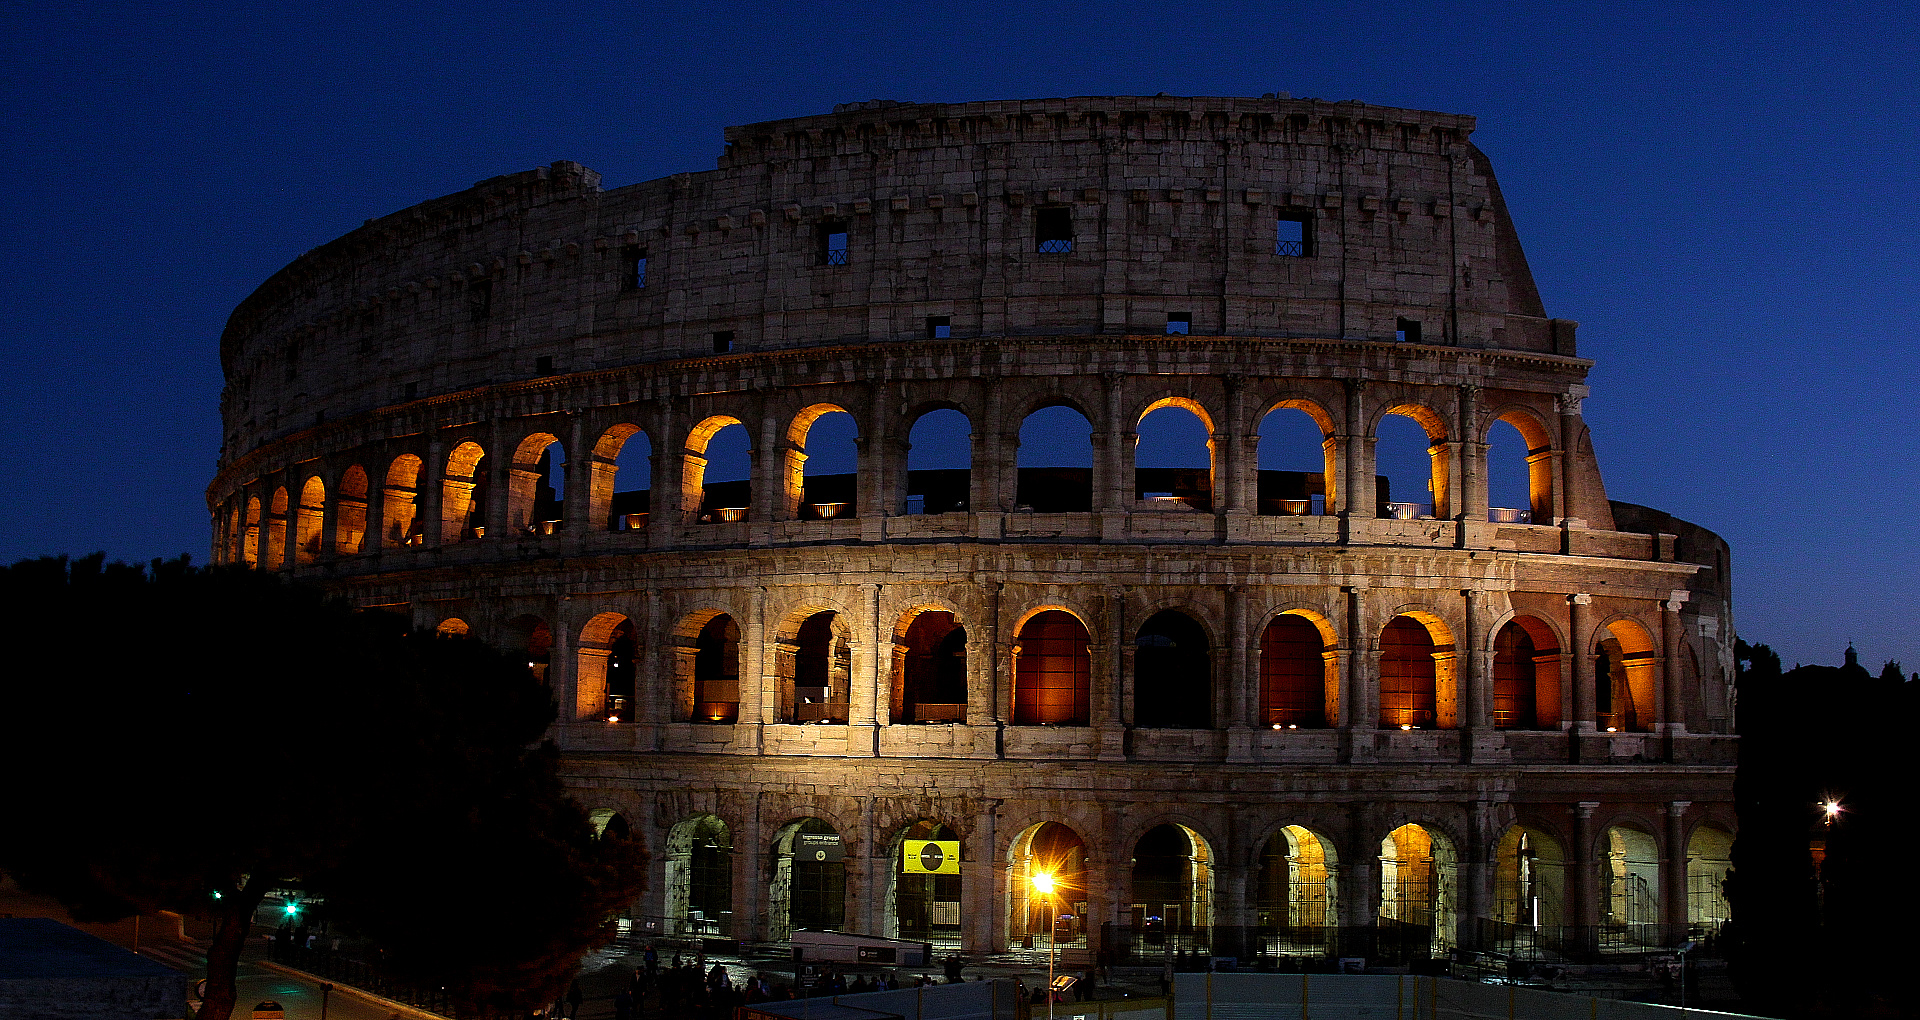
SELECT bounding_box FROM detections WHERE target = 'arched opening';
[577,613,637,722]
[295,476,326,565]
[1017,404,1093,512]
[686,417,751,524]
[264,487,288,570]
[1012,610,1090,726]
[665,815,732,936]
[1596,619,1658,733]
[1380,823,1457,957]
[892,609,967,723]
[1493,825,1565,930]
[593,425,652,531]
[777,610,850,724]
[789,406,859,520]
[905,408,971,515]
[884,820,962,945]
[1008,821,1087,948]
[243,496,261,567]
[1257,403,1337,515]
[1134,400,1213,511]
[1493,617,1563,729]
[692,614,741,723]
[435,618,470,638]
[1379,614,1457,729]
[1260,612,1337,728]
[1687,825,1733,934]
[503,614,553,685]
[1375,407,1448,520]
[1254,826,1339,953]
[588,808,631,841]
[1487,412,1552,524]
[1134,610,1211,728]
[1130,824,1213,934]
[335,465,368,555]
[506,434,565,535]
[1605,825,1661,947]
[440,441,488,543]
[770,818,845,941]
[382,454,423,548]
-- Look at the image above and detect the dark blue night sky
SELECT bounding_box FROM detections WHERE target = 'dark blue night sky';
[2,2,1913,673]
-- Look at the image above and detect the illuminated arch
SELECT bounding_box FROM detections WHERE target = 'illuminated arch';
[590,423,650,530]
[1595,617,1659,732]
[1380,822,1458,955]
[1376,403,1450,520]
[1130,823,1215,931]
[577,611,638,722]
[769,816,847,941]
[1686,824,1733,932]
[1257,397,1339,515]
[1134,397,1215,511]
[1379,611,1458,729]
[773,606,852,724]
[673,609,741,724]
[785,403,859,520]
[505,432,564,534]
[263,486,288,570]
[335,465,369,555]
[294,475,326,565]
[891,604,968,724]
[1007,821,1088,948]
[243,495,262,567]
[435,617,470,638]
[1259,609,1339,727]
[440,440,487,543]
[1253,824,1341,938]
[1492,614,1563,729]
[1493,824,1566,928]
[1011,608,1091,726]
[883,819,963,941]
[1604,823,1661,946]
[382,454,424,548]
[683,415,750,524]
[1484,406,1555,524]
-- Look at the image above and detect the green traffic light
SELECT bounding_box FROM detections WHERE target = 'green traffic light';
[284,902,299,917]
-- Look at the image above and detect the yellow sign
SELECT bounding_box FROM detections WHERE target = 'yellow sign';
[902,839,960,875]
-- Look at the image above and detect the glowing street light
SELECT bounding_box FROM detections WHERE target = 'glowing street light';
[1031,871,1056,1020]
[1821,799,1843,826]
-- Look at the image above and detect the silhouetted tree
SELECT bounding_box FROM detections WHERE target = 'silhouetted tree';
[0,555,645,1020]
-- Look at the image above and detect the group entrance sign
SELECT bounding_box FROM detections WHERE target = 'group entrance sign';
[902,839,960,874]
[794,833,843,863]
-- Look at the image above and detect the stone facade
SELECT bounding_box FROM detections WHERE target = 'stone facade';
[210,96,1735,959]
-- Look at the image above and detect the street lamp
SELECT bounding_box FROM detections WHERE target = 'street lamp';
[1031,871,1056,1020]
[1676,939,1698,1014]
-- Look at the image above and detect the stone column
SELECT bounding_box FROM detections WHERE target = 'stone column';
[1222,377,1251,522]
[737,588,766,754]
[1568,802,1598,931]
[855,796,879,936]
[965,798,1004,953]
[486,423,514,537]
[1662,596,1689,738]
[752,403,780,546]
[975,581,1005,758]
[1456,385,1484,527]
[1463,801,1495,925]
[422,439,446,548]
[1664,801,1691,933]
[1097,588,1127,760]
[1343,803,1377,927]
[1462,589,1490,759]
[737,797,764,942]
[564,413,592,533]
[850,582,882,756]
[1342,584,1373,761]
[1556,390,1586,527]
[1342,380,1374,522]
[1100,371,1129,512]
[1570,593,1595,739]
[1227,585,1254,762]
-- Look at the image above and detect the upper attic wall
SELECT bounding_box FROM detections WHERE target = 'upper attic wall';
[216,96,1579,461]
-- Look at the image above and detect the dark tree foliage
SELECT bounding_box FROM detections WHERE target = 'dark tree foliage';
[1726,640,1916,1019]
[0,555,645,1020]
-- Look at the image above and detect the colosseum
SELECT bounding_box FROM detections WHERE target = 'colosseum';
[209,95,1736,967]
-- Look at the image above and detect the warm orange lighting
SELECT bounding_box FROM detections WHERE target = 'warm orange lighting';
[1031,871,1055,895]
[1606,726,1618,733]
[1272,723,1283,730]
[1822,799,1843,825]
[606,714,620,723]
[1400,723,1413,731]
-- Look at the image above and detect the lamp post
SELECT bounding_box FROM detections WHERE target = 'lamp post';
[1676,939,1697,1014]
[1031,871,1056,1020]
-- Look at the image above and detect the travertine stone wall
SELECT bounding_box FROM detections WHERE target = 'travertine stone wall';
[211,97,1735,957]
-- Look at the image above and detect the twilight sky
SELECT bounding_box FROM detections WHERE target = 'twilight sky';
[1,2,1913,673]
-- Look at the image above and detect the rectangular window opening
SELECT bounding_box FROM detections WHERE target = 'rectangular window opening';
[818,221,849,266]
[622,245,648,289]
[1166,313,1192,336]
[1276,212,1312,257]
[467,279,492,321]
[403,381,418,400]
[926,315,952,340]
[1396,318,1422,344]
[712,330,735,354]
[1035,207,1073,253]
[535,355,554,374]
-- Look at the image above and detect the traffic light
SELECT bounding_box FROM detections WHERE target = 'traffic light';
[283,900,300,919]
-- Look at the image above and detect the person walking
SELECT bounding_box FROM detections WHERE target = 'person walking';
[565,979,583,1019]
